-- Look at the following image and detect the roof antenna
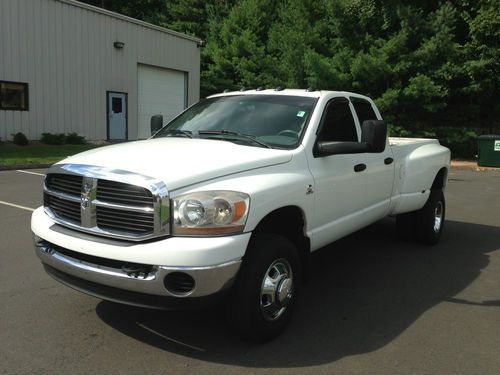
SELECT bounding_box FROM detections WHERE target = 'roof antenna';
[256,86,265,91]
[223,89,230,93]
[306,87,316,92]
[275,86,285,91]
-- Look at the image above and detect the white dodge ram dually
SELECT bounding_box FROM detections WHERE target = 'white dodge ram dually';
[32,89,450,342]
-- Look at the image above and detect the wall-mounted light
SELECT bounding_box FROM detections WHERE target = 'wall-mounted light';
[113,41,125,49]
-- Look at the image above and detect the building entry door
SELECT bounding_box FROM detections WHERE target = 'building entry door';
[107,92,127,140]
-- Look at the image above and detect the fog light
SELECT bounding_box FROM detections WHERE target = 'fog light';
[164,272,195,295]
[33,234,44,245]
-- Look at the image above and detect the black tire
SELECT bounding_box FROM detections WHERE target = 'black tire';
[415,189,445,245]
[227,233,301,343]
[396,189,445,245]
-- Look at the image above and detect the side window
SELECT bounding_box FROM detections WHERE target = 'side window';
[352,99,377,125]
[318,99,358,142]
[0,81,29,111]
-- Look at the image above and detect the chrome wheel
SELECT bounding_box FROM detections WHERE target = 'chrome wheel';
[260,258,293,322]
[433,201,443,233]
[227,233,300,342]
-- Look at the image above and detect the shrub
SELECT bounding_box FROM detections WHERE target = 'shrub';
[436,128,478,159]
[12,132,29,146]
[40,132,86,145]
[65,132,86,145]
[41,132,66,145]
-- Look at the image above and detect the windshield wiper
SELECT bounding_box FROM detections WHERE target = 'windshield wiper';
[158,129,193,138]
[197,130,271,148]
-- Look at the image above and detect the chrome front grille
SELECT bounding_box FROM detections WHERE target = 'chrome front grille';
[96,206,155,234]
[97,179,154,207]
[43,193,81,223]
[43,164,169,241]
[46,174,83,195]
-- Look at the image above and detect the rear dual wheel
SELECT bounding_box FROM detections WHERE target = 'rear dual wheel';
[396,189,445,245]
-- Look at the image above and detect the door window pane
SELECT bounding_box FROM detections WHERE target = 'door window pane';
[318,100,358,142]
[112,97,122,113]
[0,81,29,110]
[352,99,377,125]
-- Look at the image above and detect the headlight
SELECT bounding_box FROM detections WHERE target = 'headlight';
[172,191,250,236]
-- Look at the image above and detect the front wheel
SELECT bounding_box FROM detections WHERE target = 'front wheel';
[227,233,301,342]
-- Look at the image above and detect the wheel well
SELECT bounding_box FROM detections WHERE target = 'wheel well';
[252,206,311,282]
[431,167,448,190]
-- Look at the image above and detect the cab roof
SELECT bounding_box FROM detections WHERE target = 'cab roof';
[209,88,371,101]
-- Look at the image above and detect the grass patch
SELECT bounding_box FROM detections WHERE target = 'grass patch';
[0,143,102,167]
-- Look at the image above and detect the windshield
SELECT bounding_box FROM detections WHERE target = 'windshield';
[153,95,318,149]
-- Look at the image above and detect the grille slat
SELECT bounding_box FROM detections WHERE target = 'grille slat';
[97,180,154,208]
[97,197,153,207]
[44,193,81,221]
[48,203,80,218]
[96,220,152,232]
[98,210,154,224]
[46,174,83,196]
[97,217,153,227]
[52,211,80,221]
[98,222,152,232]
[97,195,153,205]
[48,201,79,214]
[98,185,150,194]
[97,206,154,233]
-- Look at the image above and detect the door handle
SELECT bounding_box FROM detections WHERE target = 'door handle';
[354,163,366,172]
[384,157,394,165]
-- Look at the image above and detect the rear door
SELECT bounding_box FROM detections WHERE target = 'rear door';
[351,97,394,221]
[307,97,369,249]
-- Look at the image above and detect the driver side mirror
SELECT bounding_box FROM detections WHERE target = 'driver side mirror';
[361,120,387,153]
[150,114,163,135]
[315,141,369,156]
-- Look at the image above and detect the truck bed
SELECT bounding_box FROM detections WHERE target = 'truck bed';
[389,137,440,160]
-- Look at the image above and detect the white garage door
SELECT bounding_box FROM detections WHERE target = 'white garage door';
[137,64,187,139]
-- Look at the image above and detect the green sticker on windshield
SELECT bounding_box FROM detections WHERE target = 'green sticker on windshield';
[297,111,306,117]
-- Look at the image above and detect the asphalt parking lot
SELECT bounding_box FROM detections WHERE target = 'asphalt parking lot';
[1,168,499,374]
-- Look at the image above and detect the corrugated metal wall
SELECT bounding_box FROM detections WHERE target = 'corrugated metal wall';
[0,0,200,141]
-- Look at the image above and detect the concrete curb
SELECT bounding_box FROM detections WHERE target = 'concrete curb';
[0,164,52,171]
[451,161,499,172]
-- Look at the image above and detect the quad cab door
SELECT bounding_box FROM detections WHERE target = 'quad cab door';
[306,97,370,250]
[350,97,395,221]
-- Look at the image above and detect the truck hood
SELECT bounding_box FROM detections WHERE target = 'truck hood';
[57,138,292,190]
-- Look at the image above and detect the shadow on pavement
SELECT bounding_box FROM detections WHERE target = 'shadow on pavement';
[96,218,499,367]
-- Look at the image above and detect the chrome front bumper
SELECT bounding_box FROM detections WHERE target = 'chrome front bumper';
[34,237,241,308]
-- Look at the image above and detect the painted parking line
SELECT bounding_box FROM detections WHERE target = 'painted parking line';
[0,200,35,212]
[136,323,205,352]
[16,170,45,176]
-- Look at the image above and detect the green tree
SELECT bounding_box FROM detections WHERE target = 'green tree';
[202,0,279,92]
[82,0,172,27]
[80,0,500,132]
[461,0,500,130]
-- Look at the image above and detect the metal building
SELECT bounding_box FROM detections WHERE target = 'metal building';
[0,0,201,142]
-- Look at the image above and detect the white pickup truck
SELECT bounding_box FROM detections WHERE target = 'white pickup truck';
[32,89,450,342]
